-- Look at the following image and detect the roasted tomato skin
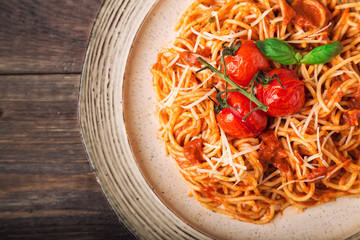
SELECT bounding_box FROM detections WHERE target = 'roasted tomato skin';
[224,40,271,87]
[256,68,305,117]
[216,92,268,138]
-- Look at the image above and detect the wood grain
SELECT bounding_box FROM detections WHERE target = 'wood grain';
[0,74,134,239]
[0,0,135,239]
[0,0,103,74]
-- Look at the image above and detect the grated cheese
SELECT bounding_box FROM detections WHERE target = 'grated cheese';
[212,11,221,32]
[219,126,241,182]
[306,153,322,162]
[197,168,222,175]
[286,135,296,159]
[334,102,346,112]
[286,40,327,44]
[317,127,329,167]
[301,103,319,135]
[204,142,221,149]
[277,176,325,190]
[250,8,273,27]
[167,54,180,68]
[262,18,269,39]
[175,63,201,72]
[232,144,260,159]
[281,32,292,40]
[244,14,257,19]
[171,44,187,52]
[307,23,332,38]
[321,130,335,150]
[284,116,292,131]
[191,27,212,40]
[202,30,248,42]
[290,121,306,141]
[190,107,199,120]
[182,80,221,109]
[179,72,215,91]
[345,126,355,146]
[198,4,211,10]
[193,36,200,53]
[334,2,360,10]
[270,17,283,24]
[160,71,176,105]
[247,29,252,40]
[259,170,281,185]
[163,66,189,107]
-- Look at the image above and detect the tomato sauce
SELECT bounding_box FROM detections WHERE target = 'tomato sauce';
[348,98,360,110]
[355,86,360,102]
[179,49,211,68]
[326,81,343,103]
[183,139,204,163]
[279,0,296,26]
[258,130,289,173]
[292,0,330,29]
[344,110,360,126]
[199,186,219,202]
[306,165,336,180]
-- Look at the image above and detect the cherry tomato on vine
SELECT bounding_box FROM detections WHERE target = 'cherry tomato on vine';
[256,68,305,117]
[215,91,268,138]
[224,40,270,87]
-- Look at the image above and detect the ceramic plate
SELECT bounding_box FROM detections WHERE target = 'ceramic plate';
[80,0,360,239]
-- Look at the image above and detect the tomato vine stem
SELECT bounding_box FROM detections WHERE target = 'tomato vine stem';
[196,57,269,120]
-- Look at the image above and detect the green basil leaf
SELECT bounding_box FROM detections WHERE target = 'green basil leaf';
[300,41,343,65]
[255,38,300,65]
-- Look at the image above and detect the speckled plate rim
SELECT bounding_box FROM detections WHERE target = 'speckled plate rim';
[79,0,360,239]
[79,0,211,239]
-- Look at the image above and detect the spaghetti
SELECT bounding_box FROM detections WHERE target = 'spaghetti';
[151,0,360,224]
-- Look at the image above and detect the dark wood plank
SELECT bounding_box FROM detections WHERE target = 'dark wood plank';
[0,74,134,239]
[0,74,79,102]
[0,0,104,74]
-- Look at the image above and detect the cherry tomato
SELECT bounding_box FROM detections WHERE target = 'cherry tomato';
[216,91,268,138]
[256,68,305,117]
[224,40,270,87]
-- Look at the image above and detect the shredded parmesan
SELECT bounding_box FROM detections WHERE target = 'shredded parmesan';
[277,176,325,190]
[163,66,189,107]
[345,126,355,146]
[247,29,252,40]
[307,23,332,38]
[176,63,201,72]
[250,8,273,27]
[334,102,346,112]
[179,72,215,91]
[212,11,221,32]
[286,40,327,44]
[193,36,200,53]
[219,126,241,181]
[270,17,283,24]
[286,135,296,158]
[232,144,260,159]
[321,130,335,150]
[259,170,281,185]
[182,80,221,109]
[171,44,187,52]
[301,103,319,134]
[202,30,248,42]
[190,107,199,120]
[290,121,306,140]
[197,168,222,175]
[167,54,180,68]
[244,14,257,19]
[204,142,221,149]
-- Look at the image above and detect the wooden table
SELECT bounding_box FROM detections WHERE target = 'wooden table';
[0,1,134,239]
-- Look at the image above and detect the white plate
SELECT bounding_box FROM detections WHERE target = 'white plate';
[80,0,360,239]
